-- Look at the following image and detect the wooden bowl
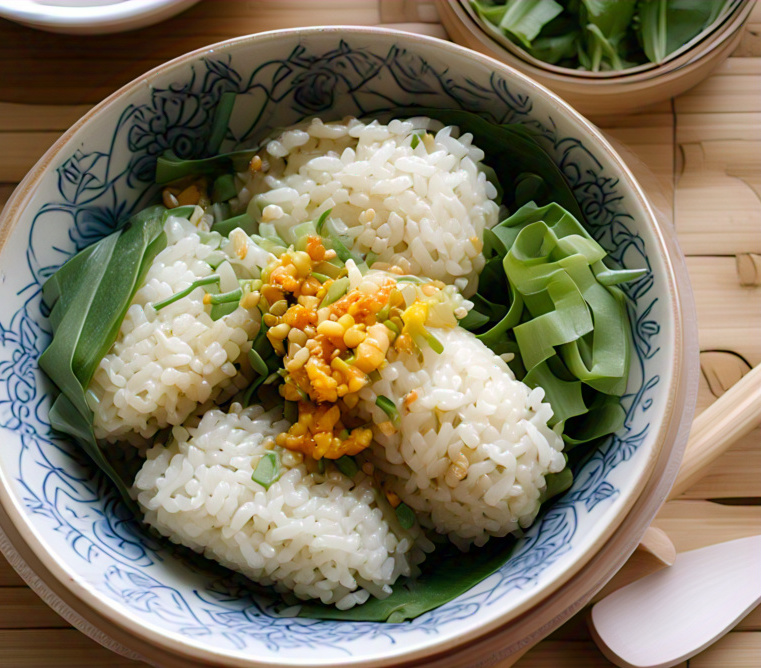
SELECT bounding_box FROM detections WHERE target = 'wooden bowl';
[438,0,755,115]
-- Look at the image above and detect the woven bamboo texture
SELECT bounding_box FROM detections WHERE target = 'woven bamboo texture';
[0,1,759,666]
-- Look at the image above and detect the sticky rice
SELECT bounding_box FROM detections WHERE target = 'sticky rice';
[88,214,260,442]
[134,404,433,609]
[236,117,499,296]
[357,326,565,549]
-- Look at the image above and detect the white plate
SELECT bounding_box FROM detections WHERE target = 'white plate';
[0,0,200,34]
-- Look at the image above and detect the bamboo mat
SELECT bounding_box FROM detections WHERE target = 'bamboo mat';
[0,1,759,666]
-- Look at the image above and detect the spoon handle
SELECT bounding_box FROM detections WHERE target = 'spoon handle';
[668,363,761,500]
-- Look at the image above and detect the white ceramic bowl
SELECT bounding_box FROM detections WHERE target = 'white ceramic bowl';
[0,0,199,34]
[0,27,697,667]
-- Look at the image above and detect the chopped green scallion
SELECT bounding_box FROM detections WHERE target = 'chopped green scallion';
[395,502,415,529]
[425,331,444,354]
[248,348,269,377]
[211,213,255,237]
[252,451,280,490]
[375,395,400,427]
[315,209,332,235]
[210,301,239,321]
[319,277,350,308]
[283,400,298,423]
[212,173,238,203]
[152,274,220,311]
[207,287,243,305]
[164,205,197,221]
[335,455,358,478]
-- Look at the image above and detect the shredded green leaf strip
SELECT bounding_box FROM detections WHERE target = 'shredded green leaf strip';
[211,173,238,203]
[247,347,269,377]
[465,200,637,447]
[241,321,283,405]
[252,452,281,490]
[395,502,416,530]
[310,272,330,283]
[335,455,359,478]
[425,331,444,354]
[153,274,221,311]
[155,147,256,185]
[206,91,237,156]
[207,287,242,305]
[283,400,298,424]
[375,395,400,427]
[315,209,332,235]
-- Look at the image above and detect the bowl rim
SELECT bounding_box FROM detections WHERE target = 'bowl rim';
[0,0,200,34]
[448,0,755,84]
[0,24,694,667]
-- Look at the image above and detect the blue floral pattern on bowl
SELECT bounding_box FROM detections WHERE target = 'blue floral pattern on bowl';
[0,32,666,663]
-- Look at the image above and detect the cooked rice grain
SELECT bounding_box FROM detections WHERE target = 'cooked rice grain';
[88,215,259,441]
[358,326,565,549]
[134,404,432,608]
[239,117,499,296]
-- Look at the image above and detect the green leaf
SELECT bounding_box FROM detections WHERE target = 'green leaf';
[637,0,720,64]
[582,0,635,38]
[315,209,332,235]
[207,92,237,156]
[497,0,564,49]
[297,536,518,622]
[562,392,626,446]
[528,29,579,64]
[539,463,574,504]
[155,148,256,185]
[211,212,256,237]
[211,173,238,203]
[472,0,725,70]
[39,205,169,512]
[463,201,636,447]
[458,308,491,331]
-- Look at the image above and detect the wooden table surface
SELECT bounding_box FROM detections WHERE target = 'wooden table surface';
[0,2,759,666]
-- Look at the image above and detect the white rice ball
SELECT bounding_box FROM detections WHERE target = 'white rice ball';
[133,404,433,609]
[241,117,499,295]
[357,326,565,549]
[88,214,259,442]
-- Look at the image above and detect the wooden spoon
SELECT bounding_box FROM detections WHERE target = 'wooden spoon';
[589,364,761,668]
[589,534,761,668]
